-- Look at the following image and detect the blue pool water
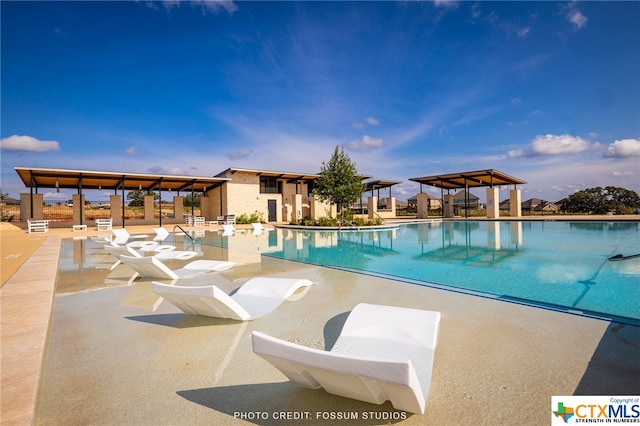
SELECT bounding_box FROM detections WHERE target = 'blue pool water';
[245,221,639,325]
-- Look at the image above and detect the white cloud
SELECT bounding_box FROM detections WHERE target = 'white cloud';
[346,135,384,153]
[604,138,640,158]
[564,2,588,29]
[507,149,526,158]
[147,166,188,175]
[160,0,237,14]
[567,9,587,29]
[612,170,636,178]
[125,146,137,155]
[433,0,459,9]
[517,27,530,38]
[228,149,252,160]
[366,116,380,126]
[508,134,598,158]
[0,135,60,152]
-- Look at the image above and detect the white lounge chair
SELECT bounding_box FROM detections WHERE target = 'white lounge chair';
[251,222,275,233]
[120,255,235,280]
[111,228,149,245]
[153,227,170,241]
[252,303,441,414]
[151,277,313,321]
[104,243,187,255]
[221,224,246,236]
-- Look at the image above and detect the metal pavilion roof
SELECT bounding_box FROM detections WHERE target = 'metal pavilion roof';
[215,167,321,182]
[364,179,402,192]
[409,169,526,191]
[14,166,230,194]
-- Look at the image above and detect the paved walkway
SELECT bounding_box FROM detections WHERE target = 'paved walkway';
[1,216,638,425]
[0,223,196,425]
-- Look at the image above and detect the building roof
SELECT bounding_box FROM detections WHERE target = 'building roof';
[215,167,320,182]
[14,166,230,194]
[364,179,402,192]
[409,169,526,190]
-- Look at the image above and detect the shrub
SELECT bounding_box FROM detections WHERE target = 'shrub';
[236,211,265,224]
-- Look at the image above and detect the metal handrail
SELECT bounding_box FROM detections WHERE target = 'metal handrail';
[339,219,359,231]
[372,211,385,224]
[172,225,194,244]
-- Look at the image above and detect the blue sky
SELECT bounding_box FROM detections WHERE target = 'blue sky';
[2,1,639,203]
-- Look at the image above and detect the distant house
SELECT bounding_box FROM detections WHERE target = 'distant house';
[378,197,408,210]
[521,198,559,213]
[452,190,480,209]
[0,196,20,205]
[407,193,442,210]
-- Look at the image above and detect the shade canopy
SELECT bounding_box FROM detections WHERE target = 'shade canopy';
[14,166,229,194]
[215,167,320,182]
[409,169,526,190]
[364,179,402,192]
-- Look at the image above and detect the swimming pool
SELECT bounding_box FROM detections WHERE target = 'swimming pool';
[202,221,639,325]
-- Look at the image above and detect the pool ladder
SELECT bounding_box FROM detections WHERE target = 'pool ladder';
[172,225,194,245]
[340,219,359,231]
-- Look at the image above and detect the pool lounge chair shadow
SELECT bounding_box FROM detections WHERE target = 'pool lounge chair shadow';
[574,322,640,395]
[126,313,241,329]
[176,382,411,425]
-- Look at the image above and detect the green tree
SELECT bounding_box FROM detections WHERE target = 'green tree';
[0,188,12,222]
[313,145,366,224]
[562,186,639,214]
[183,192,202,208]
[126,189,158,207]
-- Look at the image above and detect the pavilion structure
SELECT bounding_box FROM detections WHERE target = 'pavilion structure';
[363,179,402,219]
[14,166,229,227]
[409,169,526,219]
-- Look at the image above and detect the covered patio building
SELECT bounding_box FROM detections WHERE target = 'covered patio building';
[409,169,526,219]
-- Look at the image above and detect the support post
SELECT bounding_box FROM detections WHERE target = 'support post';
[486,187,500,219]
[509,189,522,217]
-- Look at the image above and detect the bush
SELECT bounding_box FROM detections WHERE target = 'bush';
[236,211,265,224]
[290,215,383,227]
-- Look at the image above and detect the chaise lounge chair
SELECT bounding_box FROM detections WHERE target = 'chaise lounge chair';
[251,303,441,414]
[151,277,314,321]
[221,224,246,236]
[104,244,197,262]
[251,222,275,233]
[153,227,170,241]
[120,255,235,280]
[111,228,149,245]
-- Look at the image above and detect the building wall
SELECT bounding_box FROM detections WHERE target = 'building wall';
[218,171,288,222]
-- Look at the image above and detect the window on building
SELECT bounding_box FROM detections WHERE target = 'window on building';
[260,177,281,194]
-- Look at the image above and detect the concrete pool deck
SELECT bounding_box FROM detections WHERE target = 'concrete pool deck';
[1,218,639,425]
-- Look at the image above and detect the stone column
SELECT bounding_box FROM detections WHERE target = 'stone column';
[173,196,184,222]
[443,194,454,218]
[367,196,377,220]
[416,193,430,219]
[20,193,32,221]
[72,194,85,225]
[144,195,155,221]
[110,195,122,226]
[509,189,522,217]
[200,195,211,221]
[486,187,500,219]
[292,194,303,221]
